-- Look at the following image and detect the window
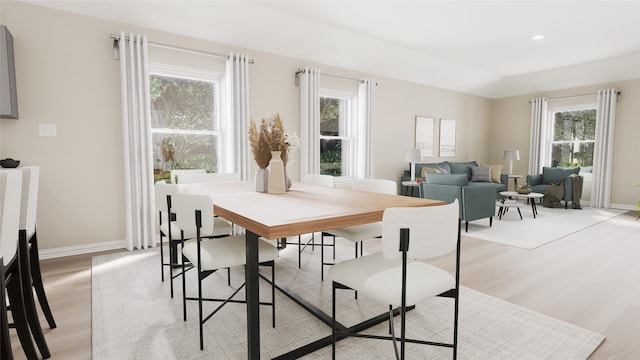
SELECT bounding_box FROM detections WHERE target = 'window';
[149,65,223,182]
[549,108,596,169]
[319,91,355,176]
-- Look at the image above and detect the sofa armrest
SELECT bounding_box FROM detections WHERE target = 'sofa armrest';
[500,173,508,187]
[527,174,543,186]
[420,183,463,217]
[563,174,582,201]
[462,184,496,222]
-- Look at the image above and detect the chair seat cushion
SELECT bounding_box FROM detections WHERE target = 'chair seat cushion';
[328,253,455,307]
[325,222,382,242]
[182,236,278,271]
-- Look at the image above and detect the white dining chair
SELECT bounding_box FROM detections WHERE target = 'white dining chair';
[0,169,40,360]
[155,181,185,297]
[17,167,56,330]
[169,168,206,184]
[173,193,279,350]
[329,200,461,360]
[321,178,397,281]
[178,172,240,184]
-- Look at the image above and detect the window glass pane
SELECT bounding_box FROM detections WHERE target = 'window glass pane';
[150,75,216,131]
[320,97,341,136]
[320,139,342,176]
[153,133,218,173]
[550,109,596,168]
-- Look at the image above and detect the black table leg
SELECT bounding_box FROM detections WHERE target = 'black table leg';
[246,230,260,359]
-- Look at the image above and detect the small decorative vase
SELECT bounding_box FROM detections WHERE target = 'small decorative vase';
[267,151,286,194]
[284,165,292,191]
[255,168,269,193]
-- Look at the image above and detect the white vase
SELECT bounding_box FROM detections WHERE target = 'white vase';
[255,168,269,193]
[267,151,286,194]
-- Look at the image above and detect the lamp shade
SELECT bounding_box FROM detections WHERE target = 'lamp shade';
[503,150,520,161]
[404,148,422,162]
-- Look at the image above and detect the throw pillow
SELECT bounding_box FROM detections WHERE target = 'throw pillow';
[470,166,492,182]
[481,163,503,183]
[420,166,448,178]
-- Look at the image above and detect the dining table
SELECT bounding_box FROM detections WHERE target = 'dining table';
[184,181,445,359]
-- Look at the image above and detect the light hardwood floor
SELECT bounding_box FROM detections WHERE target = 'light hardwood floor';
[8,210,640,359]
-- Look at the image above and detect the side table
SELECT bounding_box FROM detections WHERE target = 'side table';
[401,181,422,198]
[508,174,522,190]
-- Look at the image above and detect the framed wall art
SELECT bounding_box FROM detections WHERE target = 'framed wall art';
[414,116,434,158]
[439,119,457,157]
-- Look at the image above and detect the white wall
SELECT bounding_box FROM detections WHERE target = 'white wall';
[0,2,493,253]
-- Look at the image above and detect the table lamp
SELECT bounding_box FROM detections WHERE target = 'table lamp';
[503,150,520,174]
[405,148,422,181]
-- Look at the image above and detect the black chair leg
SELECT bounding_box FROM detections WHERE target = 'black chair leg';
[19,233,50,358]
[1,261,13,360]
[29,231,56,329]
[6,261,39,360]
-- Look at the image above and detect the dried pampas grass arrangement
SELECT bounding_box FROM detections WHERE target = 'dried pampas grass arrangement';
[249,113,292,168]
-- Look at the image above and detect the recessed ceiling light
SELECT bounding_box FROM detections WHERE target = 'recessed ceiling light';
[532,35,545,40]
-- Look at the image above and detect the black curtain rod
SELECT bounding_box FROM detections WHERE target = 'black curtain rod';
[529,90,621,103]
[110,33,254,64]
[295,69,363,83]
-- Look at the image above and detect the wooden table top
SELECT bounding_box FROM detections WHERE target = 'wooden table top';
[185,181,444,240]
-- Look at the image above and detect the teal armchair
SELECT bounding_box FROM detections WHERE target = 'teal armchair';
[526,167,581,209]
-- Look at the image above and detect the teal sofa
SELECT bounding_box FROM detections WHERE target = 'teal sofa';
[401,161,508,198]
[526,166,581,208]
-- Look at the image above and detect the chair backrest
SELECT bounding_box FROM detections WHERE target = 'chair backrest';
[154,181,183,215]
[381,200,459,261]
[170,169,206,184]
[171,193,214,238]
[18,166,39,236]
[0,170,22,261]
[304,174,335,187]
[178,172,241,184]
[352,178,397,195]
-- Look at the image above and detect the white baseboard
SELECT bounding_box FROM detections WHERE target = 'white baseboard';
[39,239,128,260]
[611,203,637,211]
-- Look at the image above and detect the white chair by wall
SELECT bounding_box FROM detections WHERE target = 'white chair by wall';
[169,168,206,184]
[154,181,185,297]
[321,178,397,281]
[0,170,40,360]
[173,193,279,350]
[178,172,240,184]
[329,200,461,360]
[17,166,56,330]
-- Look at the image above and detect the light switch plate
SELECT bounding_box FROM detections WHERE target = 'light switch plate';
[39,123,57,137]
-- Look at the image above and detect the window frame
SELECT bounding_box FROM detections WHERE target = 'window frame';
[319,88,357,177]
[148,63,225,175]
[546,103,597,169]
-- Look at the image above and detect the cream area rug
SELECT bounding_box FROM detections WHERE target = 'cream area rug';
[92,238,604,359]
[465,204,624,249]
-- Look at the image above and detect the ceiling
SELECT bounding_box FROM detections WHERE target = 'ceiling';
[18,0,640,98]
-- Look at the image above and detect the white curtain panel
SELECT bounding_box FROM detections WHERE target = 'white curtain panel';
[225,53,251,180]
[591,89,618,208]
[528,97,548,175]
[358,79,377,179]
[298,67,320,181]
[118,32,155,250]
